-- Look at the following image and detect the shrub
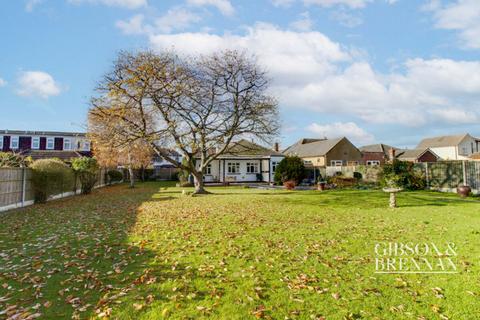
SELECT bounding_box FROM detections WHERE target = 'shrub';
[71,157,99,194]
[0,152,32,168]
[31,159,74,203]
[274,156,306,185]
[380,160,426,190]
[107,169,123,183]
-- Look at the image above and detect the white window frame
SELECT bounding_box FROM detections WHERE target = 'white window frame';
[246,162,259,174]
[272,161,278,172]
[10,136,19,149]
[31,137,40,149]
[46,137,55,150]
[83,141,91,151]
[366,160,381,166]
[331,160,343,167]
[205,164,212,175]
[227,162,240,174]
[0,136,3,150]
[63,138,72,150]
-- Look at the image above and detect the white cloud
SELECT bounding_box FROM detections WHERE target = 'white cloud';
[68,0,147,9]
[116,8,201,35]
[290,12,314,31]
[0,78,6,87]
[426,0,480,49]
[116,14,147,35]
[304,0,373,9]
[155,8,201,33]
[148,24,480,127]
[307,122,375,144]
[271,0,296,7]
[429,108,479,124]
[187,0,234,16]
[330,9,363,27]
[16,71,61,99]
[25,0,42,12]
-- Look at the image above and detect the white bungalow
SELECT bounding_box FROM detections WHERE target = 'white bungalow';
[195,139,285,184]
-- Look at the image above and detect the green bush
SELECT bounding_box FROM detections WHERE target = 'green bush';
[31,159,74,203]
[71,157,99,194]
[274,156,306,185]
[381,160,426,190]
[107,169,123,183]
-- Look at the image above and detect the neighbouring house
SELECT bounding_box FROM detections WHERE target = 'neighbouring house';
[359,143,398,166]
[396,148,439,163]
[195,139,284,183]
[416,133,480,161]
[0,130,91,162]
[152,149,182,180]
[283,137,362,167]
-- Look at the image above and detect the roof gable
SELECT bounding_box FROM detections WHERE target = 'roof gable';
[220,139,283,157]
[416,134,470,149]
[283,137,345,157]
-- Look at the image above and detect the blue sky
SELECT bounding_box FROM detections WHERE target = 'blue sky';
[0,0,479,148]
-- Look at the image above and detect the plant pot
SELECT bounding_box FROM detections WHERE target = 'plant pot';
[457,185,471,198]
[283,180,296,190]
[317,182,326,191]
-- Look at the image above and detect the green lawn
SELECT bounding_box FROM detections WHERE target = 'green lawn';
[1,183,480,319]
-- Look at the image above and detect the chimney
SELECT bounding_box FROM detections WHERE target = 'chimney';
[388,148,396,161]
[274,142,280,152]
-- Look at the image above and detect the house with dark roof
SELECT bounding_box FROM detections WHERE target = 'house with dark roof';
[0,130,92,161]
[283,137,362,168]
[359,143,398,166]
[195,139,284,183]
[416,133,480,160]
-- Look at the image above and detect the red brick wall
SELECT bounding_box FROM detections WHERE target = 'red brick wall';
[362,152,386,165]
[418,151,438,163]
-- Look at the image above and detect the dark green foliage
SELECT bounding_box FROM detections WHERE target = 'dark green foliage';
[31,159,75,203]
[274,156,306,184]
[353,171,362,180]
[71,157,99,194]
[0,152,32,168]
[381,160,426,190]
[107,169,123,183]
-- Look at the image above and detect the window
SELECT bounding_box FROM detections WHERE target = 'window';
[0,136,3,150]
[64,138,71,150]
[46,137,54,150]
[246,162,259,174]
[347,161,359,166]
[331,160,343,167]
[10,136,19,149]
[205,164,212,175]
[366,160,380,166]
[227,162,240,174]
[272,161,278,172]
[83,141,91,151]
[472,143,475,154]
[32,137,40,149]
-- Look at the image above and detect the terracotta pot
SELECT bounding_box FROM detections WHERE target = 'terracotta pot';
[283,180,296,190]
[457,185,471,198]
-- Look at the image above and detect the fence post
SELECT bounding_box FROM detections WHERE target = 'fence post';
[425,162,429,189]
[462,160,467,186]
[21,166,26,206]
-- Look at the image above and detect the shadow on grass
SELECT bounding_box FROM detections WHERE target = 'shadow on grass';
[0,182,207,319]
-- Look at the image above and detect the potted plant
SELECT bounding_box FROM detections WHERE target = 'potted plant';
[457,185,471,198]
[283,180,296,190]
[317,181,326,191]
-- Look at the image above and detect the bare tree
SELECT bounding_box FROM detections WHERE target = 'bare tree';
[89,50,279,193]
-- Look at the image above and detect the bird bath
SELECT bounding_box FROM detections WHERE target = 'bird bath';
[383,188,403,208]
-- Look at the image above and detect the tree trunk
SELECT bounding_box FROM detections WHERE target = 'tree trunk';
[192,171,209,194]
[128,166,135,188]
